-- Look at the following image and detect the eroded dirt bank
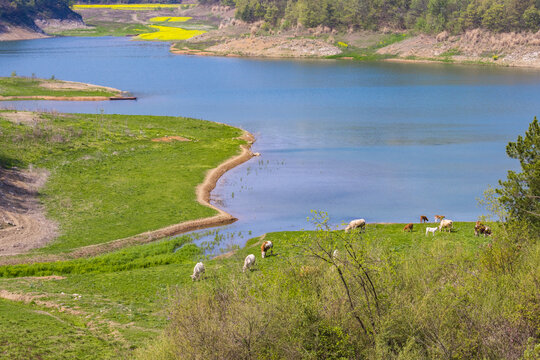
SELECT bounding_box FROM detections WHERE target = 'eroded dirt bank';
[378,29,540,68]
[0,167,58,256]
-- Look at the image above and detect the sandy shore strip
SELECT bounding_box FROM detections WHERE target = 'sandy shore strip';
[0,131,255,265]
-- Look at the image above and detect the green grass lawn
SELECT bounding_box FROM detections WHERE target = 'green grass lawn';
[0,298,121,359]
[0,111,245,252]
[0,77,120,99]
[0,222,493,358]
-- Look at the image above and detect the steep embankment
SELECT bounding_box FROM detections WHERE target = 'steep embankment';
[378,29,540,68]
[0,1,84,41]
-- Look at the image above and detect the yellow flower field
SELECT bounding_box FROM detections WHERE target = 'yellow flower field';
[150,16,192,22]
[73,4,181,11]
[136,25,205,40]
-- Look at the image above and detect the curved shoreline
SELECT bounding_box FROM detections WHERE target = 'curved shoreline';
[0,131,255,265]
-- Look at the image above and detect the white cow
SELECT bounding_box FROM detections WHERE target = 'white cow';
[439,219,453,232]
[243,254,256,273]
[191,262,205,281]
[345,219,366,233]
[425,227,438,236]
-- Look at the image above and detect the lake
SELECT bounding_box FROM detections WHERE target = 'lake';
[1,36,539,245]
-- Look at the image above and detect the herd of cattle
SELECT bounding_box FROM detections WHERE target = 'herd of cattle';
[190,218,492,281]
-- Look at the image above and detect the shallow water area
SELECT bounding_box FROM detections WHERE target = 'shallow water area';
[1,36,539,247]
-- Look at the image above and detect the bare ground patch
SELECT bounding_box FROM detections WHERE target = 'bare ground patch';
[0,167,58,256]
[202,36,341,58]
[38,80,121,93]
[151,135,191,142]
[0,23,48,41]
[0,111,44,126]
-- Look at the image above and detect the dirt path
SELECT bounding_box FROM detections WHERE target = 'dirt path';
[0,131,255,265]
[0,167,58,256]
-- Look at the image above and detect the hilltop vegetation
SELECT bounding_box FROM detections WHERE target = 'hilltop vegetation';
[0,0,81,29]
[203,0,540,34]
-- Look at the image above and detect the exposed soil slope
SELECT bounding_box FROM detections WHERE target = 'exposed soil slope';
[378,29,540,68]
[0,167,58,256]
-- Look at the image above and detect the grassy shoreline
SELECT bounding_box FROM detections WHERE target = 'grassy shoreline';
[0,77,124,100]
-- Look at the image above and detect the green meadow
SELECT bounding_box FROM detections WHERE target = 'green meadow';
[0,111,245,252]
[3,221,527,359]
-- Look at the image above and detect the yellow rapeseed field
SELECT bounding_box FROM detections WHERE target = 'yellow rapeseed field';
[150,16,192,22]
[136,25,205,40]
[73,4,181,11]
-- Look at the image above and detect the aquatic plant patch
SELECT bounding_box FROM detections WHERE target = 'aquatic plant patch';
[137,25,205,41]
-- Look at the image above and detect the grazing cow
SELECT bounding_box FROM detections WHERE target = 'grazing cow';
[434,215,445,222]
[403,223,413,232]
[475,222,492,237]
[439,219,453,232]
[345,219,366,233]
[191,262,205,281]
[474,221,484,236]
[420,215,429,223]
[261,241,273,258]
[243,254,256,273]
[425,227,438,236]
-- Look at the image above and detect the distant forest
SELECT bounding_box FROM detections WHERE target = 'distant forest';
[2,0,539,34]
[205,0,540,33]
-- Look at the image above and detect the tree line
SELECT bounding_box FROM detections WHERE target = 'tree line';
[201,0,540,33]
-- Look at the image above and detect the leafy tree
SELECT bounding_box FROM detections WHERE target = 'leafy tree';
[496,117,540,237]
[523,5,540,30]
[482,2,507,32]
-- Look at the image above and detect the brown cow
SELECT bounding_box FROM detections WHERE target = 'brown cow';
[420,215,429,223]
[434,215,445,222]
[261,241,273,258]
[403,223,413,232]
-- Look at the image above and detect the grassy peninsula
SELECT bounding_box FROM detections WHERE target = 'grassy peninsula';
[0,110,247,254]
[0,76,123,100]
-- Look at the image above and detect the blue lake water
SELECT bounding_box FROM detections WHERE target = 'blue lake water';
[1,37,539,246]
